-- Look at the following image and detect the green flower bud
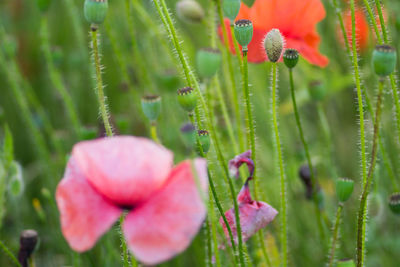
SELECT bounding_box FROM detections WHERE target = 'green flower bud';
[337,259,355,267]
[141,95,161,121]
[197,130,210,154]
[79,126,97,140]
[234,19,253,52]
[388,192,400,215]
[283,49,299,69]
[84,0,108,25]
[308,80,326,101]
[336,178,354,203]
[180,123,196,149]
[8,161,24,197]
[372,45,397,77]
[196,48,222,79]
[223,0,241,22]
[264,29,284,63]
[176,0,204,24]
[37,0,52,12]
[177,87,197,113]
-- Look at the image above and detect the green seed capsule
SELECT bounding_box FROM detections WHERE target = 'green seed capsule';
[372,45,397,77]
[223,0,241,22]
[37,0,52,12]
[197,130,210,154]
[176,0,205,24]
[177,87,197,113]
[283,49,299,69]
[196,48,222,79]
[336,178,354,203]
[264,29,284,63]
[141,95,161,122]
[388,192,400,215]
[234,19,253,52]
[337,259,355,267]
[308,80,326,101]
[84,0,108,25]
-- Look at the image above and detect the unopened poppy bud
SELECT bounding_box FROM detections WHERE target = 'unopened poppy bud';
[196,48,222,78]
[372,45,397,77]
[337,259,355,267]
[141,95,161,122]
[18,230,38,267]
[308,80,326,101]
[223,0,241,22]
[283,49,299,69]
[234,19,253,52]
[336,178,354,203]
[176,0,204,24]
[264,29,284,63]
[37,0,52,12]
[388,192,400,215]
[180,123,196,149]
[84,0,108,25]
[177,87,197,113]
[197,130,210,154]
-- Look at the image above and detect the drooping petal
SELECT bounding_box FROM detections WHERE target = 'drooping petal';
[123,159,208,265]
[220,182,277,243]
[72,136,174,206]
[56,158,122,252]
[228,150,254,179]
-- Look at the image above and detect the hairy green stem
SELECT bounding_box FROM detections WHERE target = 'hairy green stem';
[0,240,21,267]
[209,194,222,267]
[328,203,343,267]
[271,63,287,266]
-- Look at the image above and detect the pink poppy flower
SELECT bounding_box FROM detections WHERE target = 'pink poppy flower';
[56,136,208,265]
[220,178,278,243]
[228,150,254,179]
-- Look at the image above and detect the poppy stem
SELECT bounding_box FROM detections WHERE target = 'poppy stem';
[356,79,385,267]
[90,26,113,137]
[288,69,325,241]
[150,122,160,144]
[327,203,343,267]
[271,63,288,267]
[0,240,21,267]
[208,194,222,267]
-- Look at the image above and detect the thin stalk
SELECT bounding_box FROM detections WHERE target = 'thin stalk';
[271,63,287,267]
[362,0,383,43]
[205,220,213,267]
[356,80,384,267]
[331,0,351,56]
[0,240,21,267]
[40,16,81,137]
[216,0,245,151]
[289,69,325,240]
[328,203,343,267]
[90,27,113,137]
[374,0,388,42]
[209,194,222,267]
[150,122,160,143]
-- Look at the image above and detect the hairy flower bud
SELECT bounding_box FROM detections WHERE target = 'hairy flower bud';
[176,0,205,24]
[84,0,108,25]
[264,29,284,63]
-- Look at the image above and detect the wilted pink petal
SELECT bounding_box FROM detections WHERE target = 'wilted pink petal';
[72,136,173,206]
[228,150,254,179]
[123,159,208,265]
[220,182,277,243]
[56,158,122,252]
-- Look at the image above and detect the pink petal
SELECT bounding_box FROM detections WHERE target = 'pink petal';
[123,159,208,265]
[56,158,122,252]
[72,136,174,206]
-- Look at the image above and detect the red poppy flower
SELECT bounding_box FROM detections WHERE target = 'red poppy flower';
[56,136,208,265]
[341,8,370,51]
[218,0,329,67]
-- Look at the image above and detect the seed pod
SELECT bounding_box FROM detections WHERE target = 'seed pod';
[177,87,197,113]
[336,178,354,203]
[141,95,161,121]
[18,230,39,267]
[84,0,108,25]
[388,192,400,215]
[180,123,196,149]
[196,48,222,79]
[223,0,241,22]
[197,130,210,154]
[308,80,326,101]
[176,0,205,24]
[234,19,253,52]
[37,0,52,12]
[372,45,397,77]
[264,29,284,63]
[283,49,299,69]
[337,259,355,267]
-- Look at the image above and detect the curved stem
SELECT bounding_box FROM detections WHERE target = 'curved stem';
[90,27,113,137]
[328,203,343,267]
[356,80,384,267]
[271,63,287,267]
[0,240,21,267]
